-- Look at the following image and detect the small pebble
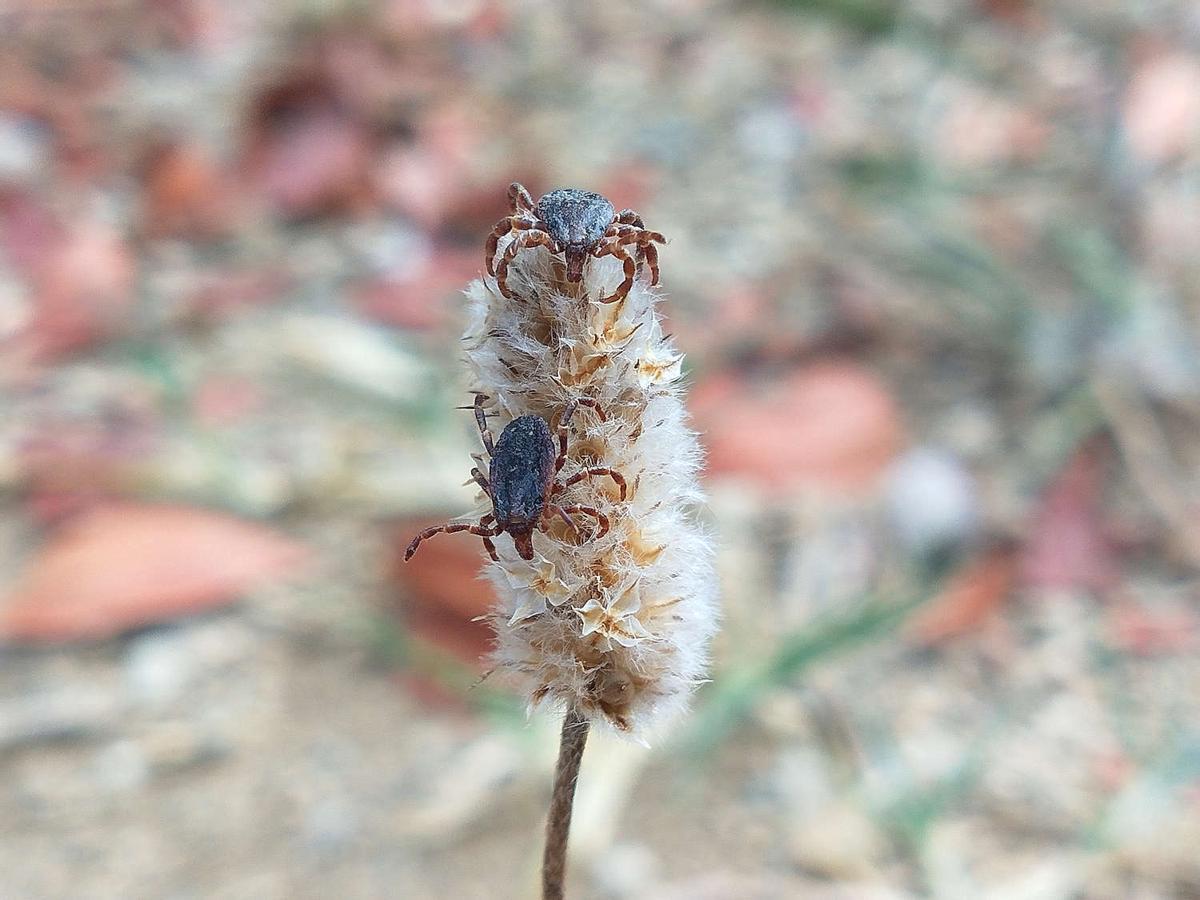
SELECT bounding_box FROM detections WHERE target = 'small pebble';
[885,446,978,557]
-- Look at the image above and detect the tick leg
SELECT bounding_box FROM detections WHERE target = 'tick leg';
[496,229,558,300]
[607,227,665,287]
[541,503,577,532]
[614,209,645,228]
[606,227,666,252]
[554,466,627,501]
[560,396,607,433]
[509,182,534,214]
[554,403,572,474]
[557,505,610,540]
[478,513,499,561]
[485,215,536,277]
[603,223,653,282]
[405,519,499,561]
[604,222,638,239]
[554,397,608,474]
[512,530,535,560]
[593,240,636,304]
[473,394,495,456]
[481,535,498,561]
[469,467,491,495]
[572,397,607,422]
[555,398,582,472]
[614,227,665,247]
[642,241,660,285]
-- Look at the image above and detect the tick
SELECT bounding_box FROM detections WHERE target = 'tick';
[405,395,628,562]
[485,183,665,305]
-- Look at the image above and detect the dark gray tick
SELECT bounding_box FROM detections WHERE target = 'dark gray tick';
[536,189,614,267]
[485,182,666,305]
[405,395,627,563]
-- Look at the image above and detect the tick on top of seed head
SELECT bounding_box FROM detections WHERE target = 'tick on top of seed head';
[404,394,627,563]
[485,182,666,305]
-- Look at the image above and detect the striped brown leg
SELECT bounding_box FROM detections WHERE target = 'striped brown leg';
[478,514,499,561]
[620,228,666,287]
[592,240,636,304]
[646,242,660,285]
[541,504,577,532]
[405,518,500,561]
[603,224,640,241]
[473,394,495,456]
[552,397,607,475]
[570,397,607,422]
[557,505,609,539]
[554,466,627,501]
[509,182,534,213]
[485,216,536,277]
[496,230,559,299]
[607,215,663,284]
[553,402,574,474]
[622,227,665,246]
[609,228,666,255]
[469,467,490,494]
[481,535,498,561]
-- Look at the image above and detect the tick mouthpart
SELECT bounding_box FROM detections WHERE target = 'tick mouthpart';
[511,529,535,560]
[564,246,587,283]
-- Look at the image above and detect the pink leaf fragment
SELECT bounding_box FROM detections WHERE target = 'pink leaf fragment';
[1124,49,1200,166]
[693,360,904,493]
[1020,444,1119,591]
[1,505,310,643]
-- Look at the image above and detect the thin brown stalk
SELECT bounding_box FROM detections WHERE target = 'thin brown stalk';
[542,708,590,900]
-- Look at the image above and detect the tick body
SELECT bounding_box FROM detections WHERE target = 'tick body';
[405,395,628,563]
[536,189,614,278]
[489,415,557,554]
[485,183,666,305]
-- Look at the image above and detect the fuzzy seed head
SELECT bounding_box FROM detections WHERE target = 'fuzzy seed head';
[464,219,718,740]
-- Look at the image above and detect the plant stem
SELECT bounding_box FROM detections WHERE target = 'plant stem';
[542,708,590,900]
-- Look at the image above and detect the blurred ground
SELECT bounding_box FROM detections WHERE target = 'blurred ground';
[2,1,1200,898]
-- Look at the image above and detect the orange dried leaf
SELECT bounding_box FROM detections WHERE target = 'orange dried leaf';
[1,505,309,642]
[693,360,904,493]
[141,141,235,238]
[908,547,1018,644]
